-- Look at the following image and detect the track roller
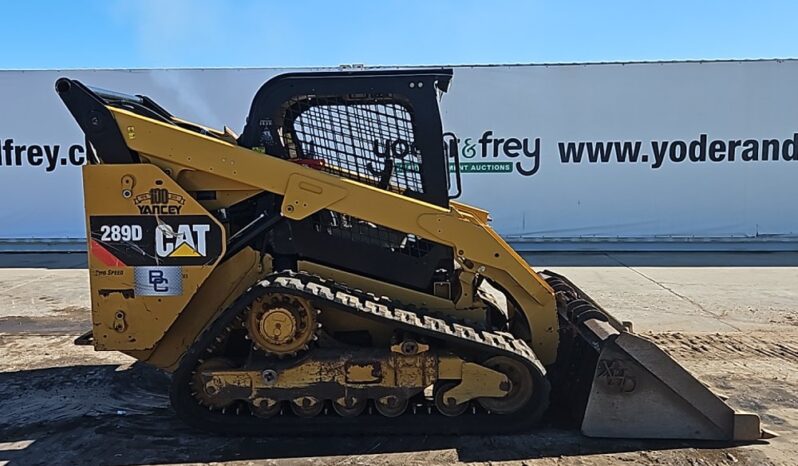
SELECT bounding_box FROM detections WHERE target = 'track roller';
[374,395,408,417]
[290,396,324,417]
[251,398,281,418]
[434,382,469,417]
[332,396,367,417]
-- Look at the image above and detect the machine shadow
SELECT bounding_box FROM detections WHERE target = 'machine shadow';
[0,363,747,466]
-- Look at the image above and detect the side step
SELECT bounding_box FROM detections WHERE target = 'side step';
[542,270,776,441]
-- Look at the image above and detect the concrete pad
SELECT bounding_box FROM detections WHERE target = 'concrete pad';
[630,267,798,330]
[0,269,88,318]
[525,251,798,267]
[525,252,798,333]
[1,253,796,335]
[539,266,744,333]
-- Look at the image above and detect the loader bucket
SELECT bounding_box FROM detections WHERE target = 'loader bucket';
[543,271,774,441]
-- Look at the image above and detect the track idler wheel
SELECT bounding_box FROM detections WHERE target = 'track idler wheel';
[434,382,469,417]
[477,356,533,414]
[191,357,236,409]
[375,395,408,417]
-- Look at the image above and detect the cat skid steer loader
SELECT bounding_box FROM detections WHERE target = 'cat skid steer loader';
[56,69,771,440]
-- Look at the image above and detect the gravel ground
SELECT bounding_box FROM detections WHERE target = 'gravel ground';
[0,252,796,466]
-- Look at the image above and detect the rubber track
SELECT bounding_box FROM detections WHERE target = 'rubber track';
[170,270,551,436]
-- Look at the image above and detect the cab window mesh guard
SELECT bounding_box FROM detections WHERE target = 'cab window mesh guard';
[285,97,424,195]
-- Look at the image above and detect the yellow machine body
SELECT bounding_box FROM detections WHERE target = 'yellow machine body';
[84,106,557,367]
[60,72,771,441]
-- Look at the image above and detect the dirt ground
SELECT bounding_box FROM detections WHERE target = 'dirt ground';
[0,252,796,466]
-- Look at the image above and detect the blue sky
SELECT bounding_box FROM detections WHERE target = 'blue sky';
[1,1,796,69]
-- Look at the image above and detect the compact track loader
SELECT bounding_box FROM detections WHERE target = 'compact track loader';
[57,70,771,440]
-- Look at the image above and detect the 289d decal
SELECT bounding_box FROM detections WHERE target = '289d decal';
[98,224,143,242]
[89,215,223,267]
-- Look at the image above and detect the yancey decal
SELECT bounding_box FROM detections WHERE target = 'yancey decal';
[89,215,223,266]
[134,188,185,215]
[134,266,183,296]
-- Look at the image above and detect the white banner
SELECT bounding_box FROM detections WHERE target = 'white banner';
[1,61,797,245]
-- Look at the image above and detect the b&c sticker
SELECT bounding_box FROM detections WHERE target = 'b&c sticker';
[134,266,183,296]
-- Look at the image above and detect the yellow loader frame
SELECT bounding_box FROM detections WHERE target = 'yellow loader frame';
[84,106,558,369]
